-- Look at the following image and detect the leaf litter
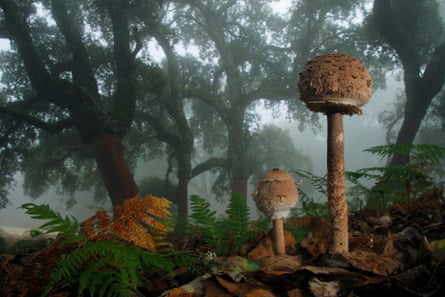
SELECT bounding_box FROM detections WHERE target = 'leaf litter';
[1,196,445,297]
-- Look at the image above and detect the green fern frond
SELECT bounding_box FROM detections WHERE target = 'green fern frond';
[189,194,254,255]
[20,203,84,243]
[225,193,251,253]
[190,195,218,227]
[20,202,180,297]
[294,169,327,197]
[44,240,175,297]
[364,143,445,164]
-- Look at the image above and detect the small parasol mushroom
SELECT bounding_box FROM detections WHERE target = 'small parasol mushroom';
[252,168,299,255]
[298,53,372,254]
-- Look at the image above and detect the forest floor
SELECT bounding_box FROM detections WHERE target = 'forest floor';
[1,194,445,297]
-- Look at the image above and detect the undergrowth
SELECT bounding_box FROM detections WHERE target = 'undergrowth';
[189,193,269,255]
[17,144,443,296]
[21,195,196,297]
[295,143,445,212]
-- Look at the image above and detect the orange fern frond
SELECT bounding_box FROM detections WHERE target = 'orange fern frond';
[83,210,113,241]
[82,195,172,251]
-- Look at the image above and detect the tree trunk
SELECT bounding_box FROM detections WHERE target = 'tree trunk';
[387,109,428,167]
[232,177,248,201]
[91,131,138,207]
[176,177,189,218]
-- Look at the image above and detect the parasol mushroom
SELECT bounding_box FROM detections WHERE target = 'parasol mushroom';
[252,168,299,255]
[297,53,372,254]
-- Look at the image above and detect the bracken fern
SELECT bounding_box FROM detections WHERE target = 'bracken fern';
[21,194,177,297]
[83,195,172,251]
[189,193,254,255]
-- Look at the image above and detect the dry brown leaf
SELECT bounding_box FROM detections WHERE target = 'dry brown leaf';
[309,277,341,297]
[342,250,404,276]
[215,275,240,293]
[259,255,301,275]
[203,280,233,297]
[163,287,194,297]
[245,288,277,297]
[248,230,296,260]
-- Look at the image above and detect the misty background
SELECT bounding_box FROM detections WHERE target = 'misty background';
[0,79,400,230]
[0,0,443,232]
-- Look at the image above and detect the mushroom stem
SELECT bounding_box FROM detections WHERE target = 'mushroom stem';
[327,113,349,253]
[272,218,285,255]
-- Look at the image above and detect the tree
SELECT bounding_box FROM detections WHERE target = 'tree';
[249,124,312,180]
[0,0,164,207]
[172,0,389,201]
[168,0,293,200]
[134,16,195,218]
[372,0,445,167]
[206,124,313,200]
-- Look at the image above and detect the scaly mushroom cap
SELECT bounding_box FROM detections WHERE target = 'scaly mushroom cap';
[252,168,299,219]
[298,53,372,115]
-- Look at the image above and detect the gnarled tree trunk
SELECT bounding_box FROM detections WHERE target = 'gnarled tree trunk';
[91,131,139,207]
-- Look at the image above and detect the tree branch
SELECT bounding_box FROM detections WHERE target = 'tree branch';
[421,42,445,99]
[0,105,74,133]
[0,0,52,95]
[183,89,228,120]
[50,1,98,92]
[108,0,138,134]
[136,110,180,147]
[372,0,421,74]
[191,157,228,178]
[245,78,294,104]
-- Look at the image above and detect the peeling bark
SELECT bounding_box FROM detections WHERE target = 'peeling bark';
[91,131,138,207]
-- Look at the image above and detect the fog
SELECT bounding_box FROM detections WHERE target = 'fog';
[0,76,402,232]
[0,0,413,233]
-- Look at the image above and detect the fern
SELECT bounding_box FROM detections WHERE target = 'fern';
[190,194,218,228]
[294,169,327,200]
[21,195,178,297]
[44,241,174,297]
[294,144,445,211]
[83,195,172,251]
[225,192,251,253]
[189,195,225,253]
[20,203,85,243]
[189,194,256,255]
[364,143,445,165]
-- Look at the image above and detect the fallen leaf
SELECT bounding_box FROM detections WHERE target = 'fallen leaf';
[309,277,340,297]
[245,288,277,297]
[162,287,194,297]
[248,230,296,260]
[340,250,404,276]
[259,255,301,275]
[215,275,239,293]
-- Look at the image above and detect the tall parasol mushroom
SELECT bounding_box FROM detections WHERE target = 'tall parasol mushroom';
[252,168,299,255]
[297,53,372,253]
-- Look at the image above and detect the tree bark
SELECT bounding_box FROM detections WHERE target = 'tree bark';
[232,177,248,201]
[387,110,428,167]
[176,177,189,218]
[91,131,139,207]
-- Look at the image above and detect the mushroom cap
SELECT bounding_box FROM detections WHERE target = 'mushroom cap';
[252,168,299,219]
[297,53,372,115]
